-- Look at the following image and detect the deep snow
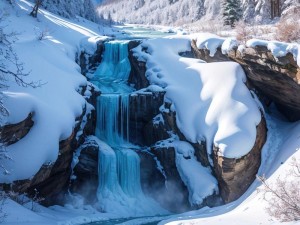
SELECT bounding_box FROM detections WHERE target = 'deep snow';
[0,0,300,225]
[133,36,262,158]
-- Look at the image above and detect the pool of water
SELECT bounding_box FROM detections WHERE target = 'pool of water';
[86,216,166,225]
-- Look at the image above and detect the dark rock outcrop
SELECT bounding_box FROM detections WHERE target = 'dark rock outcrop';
[71,139,99,203]
[78,40,104,76]
[155,101,210,167]
[1,83,99,205]
[128,40,149,89]
[212,115,267,203]
[138,99,215,210]
[151,147,191,212]
[191,41,300,121]
[143,114,170,146]
[0,113,34,146]
[129,91,165,145]
[9,127,78,205]
[231,46,300,121]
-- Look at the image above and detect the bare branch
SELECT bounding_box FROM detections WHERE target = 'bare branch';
[257,162,300,222]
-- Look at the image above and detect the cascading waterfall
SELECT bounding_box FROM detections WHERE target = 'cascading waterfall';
[92,41,132,146]
[96,94,129,146]
[91,41,165,216]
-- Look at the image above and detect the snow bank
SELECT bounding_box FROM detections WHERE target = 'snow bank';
[194,34,300,68]
[0,0,105,182]
[133,36,261,158]
[79,36,108,55]
[194,33,226,57]
[160,111,300,225]
[194,33,239,56]
[174,141,218,206]
[247,39,300,67]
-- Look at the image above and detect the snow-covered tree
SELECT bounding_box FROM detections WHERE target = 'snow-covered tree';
[30,0,98,22]
[242,0,255,23]
[222,0,242,27]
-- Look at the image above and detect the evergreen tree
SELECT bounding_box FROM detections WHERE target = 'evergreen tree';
[223,0,242,27]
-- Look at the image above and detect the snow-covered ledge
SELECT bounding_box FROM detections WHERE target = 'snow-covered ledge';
[133,36,267,203]
[191,34,300,121]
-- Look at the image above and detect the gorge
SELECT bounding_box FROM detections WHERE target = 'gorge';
[0,21,299,225]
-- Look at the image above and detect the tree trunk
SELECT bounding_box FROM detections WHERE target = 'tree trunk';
[30,0,42,18]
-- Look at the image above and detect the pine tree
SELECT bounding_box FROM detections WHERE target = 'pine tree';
[223,0,242,28]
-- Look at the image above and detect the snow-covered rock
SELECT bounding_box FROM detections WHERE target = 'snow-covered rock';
[213,115,267,202]
[191,34,300,121]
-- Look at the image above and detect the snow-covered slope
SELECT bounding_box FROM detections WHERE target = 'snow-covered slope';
[0,0,107,182]
[97,0,299,25]
[27,0,97,21]
[160,111,300,225]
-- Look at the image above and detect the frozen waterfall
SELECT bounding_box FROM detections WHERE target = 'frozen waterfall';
[95,94,129,146]
[91,41,166,216]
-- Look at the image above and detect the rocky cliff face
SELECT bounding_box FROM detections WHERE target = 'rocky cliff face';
[0,84,99,205]
[230,46,300,122]
[126,40,269,207]
[213,114,267,203]
[0,113,34,146]
[191,40,300,122]
[71,138,99,203]
[78,40,104,77]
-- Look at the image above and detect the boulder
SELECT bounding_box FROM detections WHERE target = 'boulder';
[231,46,300,121]
[10,128,78,205]
[212,114,267,203]
[0,113,34,146]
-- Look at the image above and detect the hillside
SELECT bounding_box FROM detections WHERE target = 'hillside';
[97,0,299,26]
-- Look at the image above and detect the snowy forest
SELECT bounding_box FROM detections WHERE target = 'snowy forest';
[97,0,299,25]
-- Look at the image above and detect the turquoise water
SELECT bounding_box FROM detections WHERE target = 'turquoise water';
[87,217,163,225]
[89,40,167,219]
[115,25,174,39]
[88,218,160,225]
[86,27,174,224]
